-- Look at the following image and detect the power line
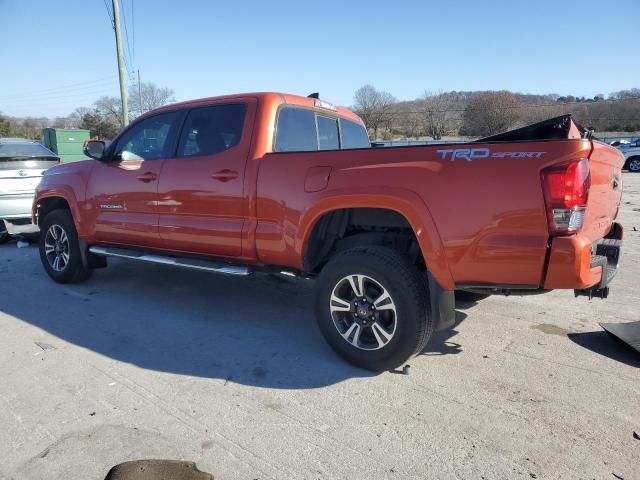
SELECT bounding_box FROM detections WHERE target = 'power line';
[120,0,134,73]
[0,86,121,104]
[102,0,114,26]
[0,79,119,101]
[131,0,135,64]
[0,76,118,100]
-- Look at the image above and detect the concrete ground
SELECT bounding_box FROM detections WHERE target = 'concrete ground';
[1,175,639,480]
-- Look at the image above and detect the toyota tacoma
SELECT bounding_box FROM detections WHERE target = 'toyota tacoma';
[32,92,624,371]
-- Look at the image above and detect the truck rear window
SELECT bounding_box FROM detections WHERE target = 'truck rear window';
[274,107,370,152]
[275,108,318,152]
[317,116,339,150]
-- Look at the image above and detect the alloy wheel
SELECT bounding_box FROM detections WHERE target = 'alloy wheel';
[44,224,70,272]
[329,274,397,351]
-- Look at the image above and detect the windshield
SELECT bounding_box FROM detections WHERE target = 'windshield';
[0,142,56,158]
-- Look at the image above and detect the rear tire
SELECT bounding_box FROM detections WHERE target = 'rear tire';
[315,246,432,372]
[39,209,92,284]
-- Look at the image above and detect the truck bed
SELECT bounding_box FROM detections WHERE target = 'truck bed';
[257,116,623,291]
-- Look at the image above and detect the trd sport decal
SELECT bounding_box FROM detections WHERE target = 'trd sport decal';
[436,148,546,161]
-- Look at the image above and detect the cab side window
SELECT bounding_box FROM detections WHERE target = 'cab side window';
[274,107,318,152]
[114,111,178,161]
[177,103,247,157]
[275,107,370,152]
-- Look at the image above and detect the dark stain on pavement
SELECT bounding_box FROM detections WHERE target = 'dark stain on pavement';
[530,323,569,336]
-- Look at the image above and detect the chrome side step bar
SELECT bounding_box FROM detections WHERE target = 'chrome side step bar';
[88,246,250,276]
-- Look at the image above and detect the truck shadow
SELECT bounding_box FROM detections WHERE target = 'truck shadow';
[419,311,468,356]
[1,247,470,388]
[1,249,375,389]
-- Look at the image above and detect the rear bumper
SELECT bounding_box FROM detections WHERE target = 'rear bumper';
[543,222,623,290]
[0,193,35,219]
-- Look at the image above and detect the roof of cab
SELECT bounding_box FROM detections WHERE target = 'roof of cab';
[142,92,363,125]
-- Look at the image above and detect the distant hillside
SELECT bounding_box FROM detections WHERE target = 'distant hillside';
[352,87,640,140]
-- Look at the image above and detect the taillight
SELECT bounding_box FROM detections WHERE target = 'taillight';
[541,158,590,234]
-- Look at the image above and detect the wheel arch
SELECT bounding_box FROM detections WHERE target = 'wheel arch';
[298,191,455,290]
[34,189,83,233]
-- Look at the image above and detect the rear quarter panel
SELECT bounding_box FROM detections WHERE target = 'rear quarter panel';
[256,140,594,289]
[584,141,624,242]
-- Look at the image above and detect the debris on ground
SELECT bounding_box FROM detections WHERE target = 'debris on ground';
[103,460,213,480]
[34,342,55,353]
[16,241,29,248]
[600,321,640,353]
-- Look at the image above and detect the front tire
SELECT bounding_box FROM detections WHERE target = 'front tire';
[39,209,92,283]
[315,247,432,372]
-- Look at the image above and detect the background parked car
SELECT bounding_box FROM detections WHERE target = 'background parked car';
[0,138,60,243]
[622,143,640,172]
[610,139,631,147]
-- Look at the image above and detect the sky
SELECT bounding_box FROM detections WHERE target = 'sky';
[1,0,638,118]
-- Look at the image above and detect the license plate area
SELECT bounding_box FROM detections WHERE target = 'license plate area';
[0,176,42,194]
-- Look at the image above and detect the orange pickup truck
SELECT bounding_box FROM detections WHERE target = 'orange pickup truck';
[33,92,624,371]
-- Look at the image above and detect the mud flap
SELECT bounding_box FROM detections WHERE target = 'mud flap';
[428,271,456,331]
[78,239,107,269]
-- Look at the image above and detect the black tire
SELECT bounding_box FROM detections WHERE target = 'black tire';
[627,157,640,172]
[315,246,432,372]
[39,209,92,284]
[455,291,490,302]
[0,227,9,244]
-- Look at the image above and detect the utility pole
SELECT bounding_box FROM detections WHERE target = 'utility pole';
[111,0,129,126]
[137,70,143,116]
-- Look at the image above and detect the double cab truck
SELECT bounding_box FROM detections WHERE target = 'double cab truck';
[32,92,624,371]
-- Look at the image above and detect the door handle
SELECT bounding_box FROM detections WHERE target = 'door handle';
[211,169,238,182]
[136,172,157,183]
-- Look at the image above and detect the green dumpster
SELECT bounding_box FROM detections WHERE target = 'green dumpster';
[42,128,90,163]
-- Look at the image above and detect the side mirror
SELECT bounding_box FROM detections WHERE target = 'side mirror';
[84,140,106,160]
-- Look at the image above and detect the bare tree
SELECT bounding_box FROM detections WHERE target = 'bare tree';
[419,91,456,140]
[353,85,396,140]
[94,96,124,127]
[128,82,175,117]
[67,107,93,128]
[79,109,120,139]
[0,113,10,137]
[461,91,521,137]
[398,111,422,140]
